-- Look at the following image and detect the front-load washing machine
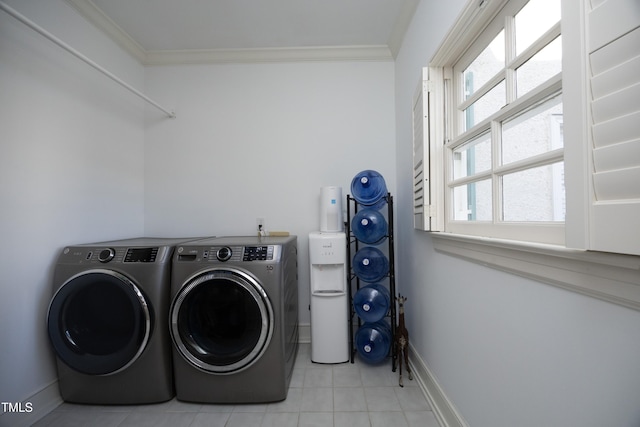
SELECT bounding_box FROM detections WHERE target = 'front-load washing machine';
[169,236,298,403]
[47,237,203,404]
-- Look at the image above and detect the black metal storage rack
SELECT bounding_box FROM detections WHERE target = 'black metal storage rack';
[346,193,397,371]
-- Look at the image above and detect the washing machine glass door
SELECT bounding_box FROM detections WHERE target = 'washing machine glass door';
[47,269,152,375]
[170,268,274,374]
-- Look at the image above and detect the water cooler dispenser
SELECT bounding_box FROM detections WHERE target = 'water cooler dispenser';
[309,232,349,363]
[309,186,348,363]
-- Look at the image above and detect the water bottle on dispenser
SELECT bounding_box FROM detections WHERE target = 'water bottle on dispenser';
[353,283,390,323]
[352,246,389,283]
[350,170,387,208]
[351,208,387,245]
[355,320,391,364]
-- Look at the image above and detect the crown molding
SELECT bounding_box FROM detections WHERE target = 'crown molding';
[64,0,146,63]
[144,45,393,65]
[65,0,400,65]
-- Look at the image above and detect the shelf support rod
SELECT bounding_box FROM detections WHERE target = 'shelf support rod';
[0,1,176,119]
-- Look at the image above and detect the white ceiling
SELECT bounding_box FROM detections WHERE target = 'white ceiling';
[65,0,420,64]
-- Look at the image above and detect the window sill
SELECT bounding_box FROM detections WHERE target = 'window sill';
[431,232,640,311]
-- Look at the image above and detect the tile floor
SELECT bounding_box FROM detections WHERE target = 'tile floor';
[33,344,440,427]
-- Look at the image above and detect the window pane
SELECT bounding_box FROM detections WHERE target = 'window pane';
[453,179,492,221]
[515,0,561,56]
[464,80,506,130]
[453,133,492,180]
[517,36,562,97]
[463,30,505,100]
[501,94,563,165]
[502,162,565,222]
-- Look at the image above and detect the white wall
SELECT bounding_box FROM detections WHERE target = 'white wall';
[144,61,396,325]
[394,1,640,426]
[0,0,145,410]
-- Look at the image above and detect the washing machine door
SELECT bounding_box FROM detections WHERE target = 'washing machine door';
[47,269,152,376]
[170,268,274,374]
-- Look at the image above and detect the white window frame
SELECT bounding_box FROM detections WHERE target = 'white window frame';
[414,0,640,311]
[444,0,564,245]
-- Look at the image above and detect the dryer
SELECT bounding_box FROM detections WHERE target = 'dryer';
[47,237,201,404]
[169,236,298,403]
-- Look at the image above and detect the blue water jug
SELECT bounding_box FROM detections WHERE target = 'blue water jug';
[351,208,387,245]
[351,170,387,207]
[355,320,391,364]
[353,247,389,283]
[353,284,390,323]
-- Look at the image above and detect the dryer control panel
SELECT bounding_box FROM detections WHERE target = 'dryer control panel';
[59,246,168,265]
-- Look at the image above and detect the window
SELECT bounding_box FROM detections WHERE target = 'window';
[443,0,564,244]
[411,0,640,310]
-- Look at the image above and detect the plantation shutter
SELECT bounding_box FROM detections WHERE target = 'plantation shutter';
[587,0,640,255]
[413,70,429,230]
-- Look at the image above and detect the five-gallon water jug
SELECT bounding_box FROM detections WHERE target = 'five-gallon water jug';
[355,320,391,364]
[353,247,389,283]
[351,170,387,207]
[351,208,387,245]
[353,283,390,323]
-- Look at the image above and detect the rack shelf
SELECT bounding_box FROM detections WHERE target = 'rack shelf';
[346,193,397,371]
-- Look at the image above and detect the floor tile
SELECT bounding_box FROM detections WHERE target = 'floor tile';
[33,410,128,427]
[333,387,368,412]
[304,366,334,388]
[185,412,230,427]
[33,344,440,427]
[119,411,195,427]
[298,411,333,427]
[405,410,441,427]
[334,411,371,427]
[225,412,264,427]
[261,412,299,427]
[395,386,432,411]
[364,386,402,412]
[300,387,333,412]
[333,363,362,387]
[369,411,409,427]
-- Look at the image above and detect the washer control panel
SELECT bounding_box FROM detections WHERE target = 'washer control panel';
[177,244,282,263]
[243,246,274,261]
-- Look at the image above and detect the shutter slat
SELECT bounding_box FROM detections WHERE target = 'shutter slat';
[591,82,640,124]
[591,54,640,99]
[589,26,640,75]
[593,138,640,172]
[592,110,640,148]
[593,166,640,201]
[588,0,640,52]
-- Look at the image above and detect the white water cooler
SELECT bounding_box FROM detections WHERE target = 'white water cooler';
[309,232,349,363]
[310,186,348,363]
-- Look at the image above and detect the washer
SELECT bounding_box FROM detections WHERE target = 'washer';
[47,237,204,404]
[169,236,298,403]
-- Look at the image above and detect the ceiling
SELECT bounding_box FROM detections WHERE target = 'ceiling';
[65,0,420,64]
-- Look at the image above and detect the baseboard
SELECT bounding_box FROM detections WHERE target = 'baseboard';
[298,322,311,343]
[0,380,62,427]
[408,344,469,427]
